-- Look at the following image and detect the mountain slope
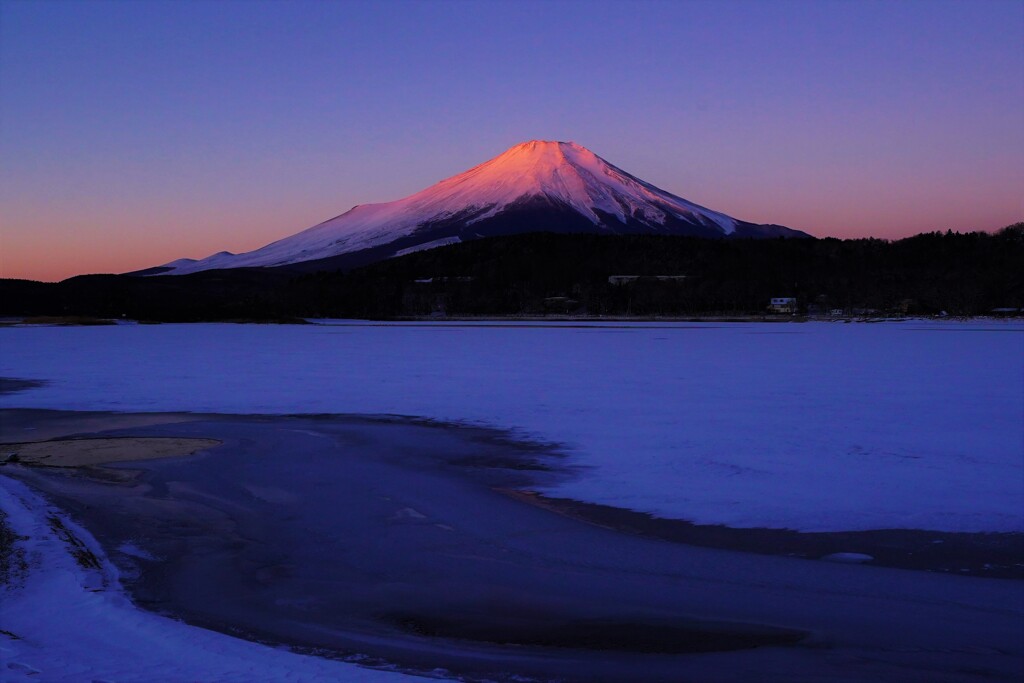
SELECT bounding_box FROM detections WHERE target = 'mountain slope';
[158,140,809,275]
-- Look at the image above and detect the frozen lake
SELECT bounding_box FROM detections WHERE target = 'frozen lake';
[2,319,1023,682]
[1,319,1021,532]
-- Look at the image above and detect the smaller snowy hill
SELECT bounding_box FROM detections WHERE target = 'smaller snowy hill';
[156,141,809,275]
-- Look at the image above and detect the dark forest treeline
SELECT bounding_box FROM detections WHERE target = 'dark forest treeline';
[3,225,1022,321]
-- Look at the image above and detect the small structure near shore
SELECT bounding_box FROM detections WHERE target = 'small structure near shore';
[769,297,797,313]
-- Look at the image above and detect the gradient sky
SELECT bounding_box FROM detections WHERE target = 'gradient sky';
[2,0,1021,281]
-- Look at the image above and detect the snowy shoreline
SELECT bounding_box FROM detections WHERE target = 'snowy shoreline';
[0,474,418,682]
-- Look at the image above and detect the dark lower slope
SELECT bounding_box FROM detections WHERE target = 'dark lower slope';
[278,195,809,274]
[2,225,1021,321]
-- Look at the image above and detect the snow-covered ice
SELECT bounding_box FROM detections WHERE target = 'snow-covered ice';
[1,319,1022,682]
[1,319,1020,532]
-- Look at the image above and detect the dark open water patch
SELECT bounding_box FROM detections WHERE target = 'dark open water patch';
[510,492,1024,580]
[4,414,812,682]
[0,378,46,396]
[384,612,804,653]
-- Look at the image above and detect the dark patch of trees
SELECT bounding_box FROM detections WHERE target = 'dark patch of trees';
[3,224,1021,321]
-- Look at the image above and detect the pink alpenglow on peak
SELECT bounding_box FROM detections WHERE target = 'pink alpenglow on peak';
[153,141,809,275]
[425,140,737,229]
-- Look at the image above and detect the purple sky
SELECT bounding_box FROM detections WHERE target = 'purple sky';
[2,0,1021,281]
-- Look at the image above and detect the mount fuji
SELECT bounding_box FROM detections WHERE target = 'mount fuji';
[154,141,810,275]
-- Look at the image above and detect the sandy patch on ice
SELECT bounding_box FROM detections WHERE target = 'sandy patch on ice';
[0,437,221,467]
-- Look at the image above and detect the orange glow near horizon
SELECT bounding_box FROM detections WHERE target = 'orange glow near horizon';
[1,203,316,282]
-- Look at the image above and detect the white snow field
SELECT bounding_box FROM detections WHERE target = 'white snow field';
[1,319,1021,533]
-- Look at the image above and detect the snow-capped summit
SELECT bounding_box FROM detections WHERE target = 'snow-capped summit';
[156,141,809,275]
[412,139,740,231]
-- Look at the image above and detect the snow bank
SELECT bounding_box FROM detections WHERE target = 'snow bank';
[1,320,1021,532]
[0,475,418,682]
